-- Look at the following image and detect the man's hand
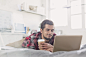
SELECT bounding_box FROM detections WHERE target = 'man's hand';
[38,43,53,52]
[46,48,53,52]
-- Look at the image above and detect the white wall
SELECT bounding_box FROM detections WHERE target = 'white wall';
[0,0,46,46]
[0,0,45,30]
[55,26,86,45]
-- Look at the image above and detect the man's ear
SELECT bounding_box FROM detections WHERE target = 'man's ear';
[40,29,43,33]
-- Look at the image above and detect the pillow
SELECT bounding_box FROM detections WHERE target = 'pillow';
[6,38,25,48]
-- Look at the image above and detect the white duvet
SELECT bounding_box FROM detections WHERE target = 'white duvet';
[0,47,86,57]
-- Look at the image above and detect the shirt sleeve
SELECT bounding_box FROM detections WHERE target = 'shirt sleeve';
[22,36,35,49]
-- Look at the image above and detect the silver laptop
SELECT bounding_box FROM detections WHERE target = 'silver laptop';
[53,35,82,52]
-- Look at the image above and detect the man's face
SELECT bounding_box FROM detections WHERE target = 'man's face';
[41,24,54,39]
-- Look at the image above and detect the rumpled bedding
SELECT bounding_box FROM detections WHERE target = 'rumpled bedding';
[0,47,86,57]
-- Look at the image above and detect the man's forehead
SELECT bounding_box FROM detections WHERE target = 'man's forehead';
[46,28,54,30]
[45,24,54,29]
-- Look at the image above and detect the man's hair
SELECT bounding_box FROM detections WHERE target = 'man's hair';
[41,19,54,30]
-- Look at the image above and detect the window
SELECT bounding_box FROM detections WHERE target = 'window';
[48,0,86,30]
[71,0,81,14]
[71,0,82,29]
[71,15,82,29]
[85,0,86,28]
[50,0,68,26]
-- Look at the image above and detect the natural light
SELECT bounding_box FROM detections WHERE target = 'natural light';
[71,15,82,29]
[50,0,68,26]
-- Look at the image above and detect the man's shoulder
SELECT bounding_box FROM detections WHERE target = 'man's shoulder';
[53,33,56,37]
[51,33,56,39]
[26,32,41,39]
[53,33,56,36]
[31,31,41,36]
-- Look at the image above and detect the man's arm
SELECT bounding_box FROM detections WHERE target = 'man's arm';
[22,37,30,48]
[38,43,54,52]
[22,37,35,49]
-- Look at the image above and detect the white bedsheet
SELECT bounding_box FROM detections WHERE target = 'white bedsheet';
[0,47,86,57]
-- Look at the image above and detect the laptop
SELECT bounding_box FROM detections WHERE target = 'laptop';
[53,35,82,52]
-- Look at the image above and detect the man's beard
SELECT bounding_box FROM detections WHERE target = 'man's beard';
[43,35,52,40]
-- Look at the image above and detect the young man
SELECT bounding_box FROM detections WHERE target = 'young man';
[22,20,56,52]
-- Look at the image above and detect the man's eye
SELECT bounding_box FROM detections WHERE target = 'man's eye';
[47,29,49,31]
[51,30,54,32]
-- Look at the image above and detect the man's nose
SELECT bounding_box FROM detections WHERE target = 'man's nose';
[49,30,52,34]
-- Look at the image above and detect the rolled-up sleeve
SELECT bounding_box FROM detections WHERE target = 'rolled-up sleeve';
[22,37,31,48]
[22,36,35,49]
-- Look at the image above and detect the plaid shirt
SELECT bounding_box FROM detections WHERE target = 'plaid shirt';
[22,32,56,50]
